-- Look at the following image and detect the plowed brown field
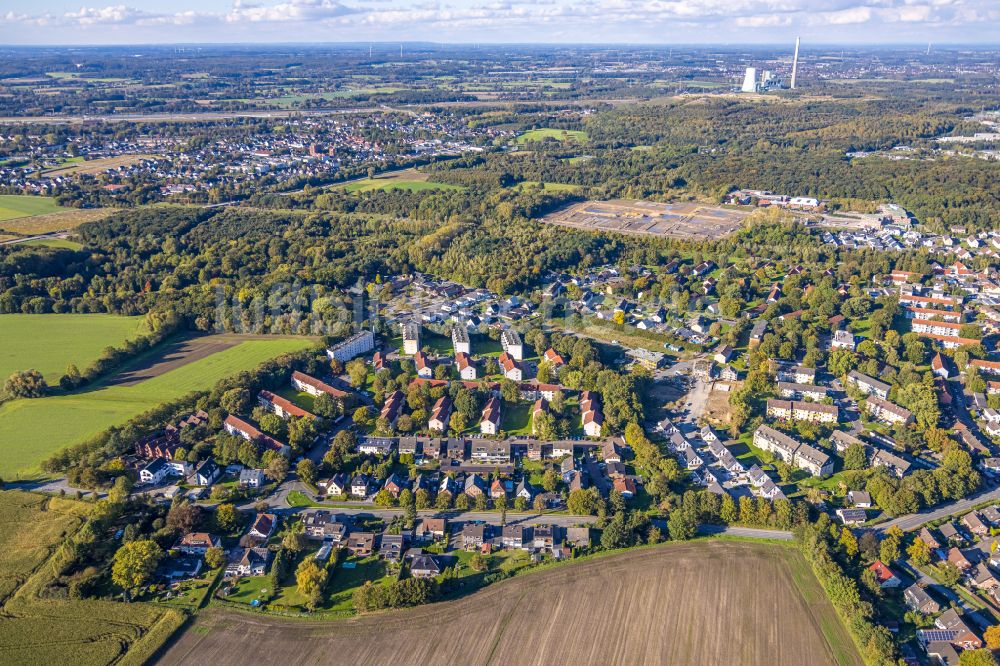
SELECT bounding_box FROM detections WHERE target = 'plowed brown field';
[157,540,862,666]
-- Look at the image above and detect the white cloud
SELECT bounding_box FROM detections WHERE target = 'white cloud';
[1,0,998,42]
[225,0,357,22]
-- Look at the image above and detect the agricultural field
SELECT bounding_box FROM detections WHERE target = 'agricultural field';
[0,195,64,221]
[0,490,185,666]
[0,208,111,235]
[41,155,156,178]
[0,335,314,479]
[0,313,145,382]
[516,128,589,144]
[159,541,861,666]
[340,170,464,194]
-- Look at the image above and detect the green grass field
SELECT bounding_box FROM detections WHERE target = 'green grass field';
[516,128,588,144]
[342,178,464,194]
[0,195,64,221]
[19,238,84,250]
[0,314,145,382]
[0,337,313,479]
[512,181,581,193]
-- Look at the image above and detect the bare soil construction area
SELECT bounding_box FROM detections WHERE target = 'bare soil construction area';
[541,199,750,239]
[157,541,862,666]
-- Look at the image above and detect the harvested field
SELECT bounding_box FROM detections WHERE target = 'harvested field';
[542,199,750,239]
[159,541,862,666]
[41,155,156,177]
[106,333,264,387]
[0,207,112,235]
[338,168,464,194]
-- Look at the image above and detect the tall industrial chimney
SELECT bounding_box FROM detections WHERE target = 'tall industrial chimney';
[791,37,800,89]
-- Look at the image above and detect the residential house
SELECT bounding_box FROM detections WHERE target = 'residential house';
[461,523,488,549]
[962,511,990,537]
[947,547,972,571]
[379,533,405,562]
[846,370,890,399]
[380,390,405,427]
[501,329,524,360]
[326,330,375,363]
[580,391,604,437]
[246,513,277,542]
[238,468,266,489]
[903,584,940,614]
[190,458,221,487]
[868,560,902,588]
[499,352,522,381]
[766,399,838,424]
[451,325,471,355]
[836,508,867,526]
[414,351,433,378]
[347,532,376,557]
[174,532,221,556]
[350,474,372,498]
[429,396,453,432]
[501,525,529,549]
[139,458,170,485]
[863,396,914,426]
[226,547,272,577]
[480,397,502,435]
[409,554,442,578]
[414,518,447,542]
[455,352,477,380]
[258,390,314,421]
[847,490,873,508]
[291,370,348,401]
[402,321,421,355]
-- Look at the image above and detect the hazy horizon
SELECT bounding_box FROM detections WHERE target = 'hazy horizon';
[2,0,999,46]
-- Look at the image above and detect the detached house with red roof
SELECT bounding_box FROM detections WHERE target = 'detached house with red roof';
[868,560,902,588]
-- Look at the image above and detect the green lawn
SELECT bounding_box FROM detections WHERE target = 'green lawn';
[0,313,145,382]
[276,386,317,412]
[415,329,455,355]
[516,128,588,144]
[324,557,389,612]
[500,402,532,435]
[224,575,272,605]
[0,195,64,221]
[0,337,313,479]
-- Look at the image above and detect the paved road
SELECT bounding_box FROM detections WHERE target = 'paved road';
[876,482,1000,532]
[0,231,69,245]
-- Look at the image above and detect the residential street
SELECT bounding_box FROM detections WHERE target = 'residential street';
[876,482,1000,532]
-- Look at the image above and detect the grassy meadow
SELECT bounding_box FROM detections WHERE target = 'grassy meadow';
[341,177,464,194]
[0,490,185,665]
[0,337,313,479]
[516,128,588,144]
[0,314,145,382]
[0,195,64,221]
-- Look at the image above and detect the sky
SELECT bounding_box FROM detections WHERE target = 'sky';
[1,0,998,45]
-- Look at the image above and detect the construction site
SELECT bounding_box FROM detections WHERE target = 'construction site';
[540,199,751,239]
